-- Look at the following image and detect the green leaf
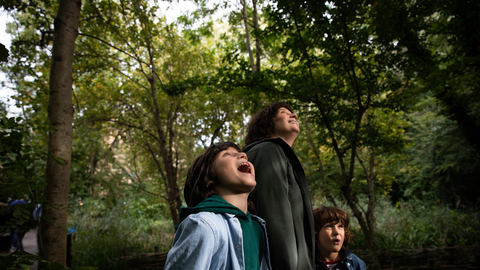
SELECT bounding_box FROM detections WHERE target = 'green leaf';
[0,43,8,62]
[52,156,67,166]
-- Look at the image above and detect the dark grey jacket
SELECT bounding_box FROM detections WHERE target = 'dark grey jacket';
[243,138,315,270]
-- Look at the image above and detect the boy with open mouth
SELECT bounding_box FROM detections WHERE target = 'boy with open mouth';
[164,142,272,270]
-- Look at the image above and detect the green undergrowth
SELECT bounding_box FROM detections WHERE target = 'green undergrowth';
[348,199,480,250]
[69,195,480,269]
[68,197,175,270]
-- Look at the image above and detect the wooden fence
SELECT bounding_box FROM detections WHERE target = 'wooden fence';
[124,245,480,270]
[355,245,480,270]
[124,250,167,270]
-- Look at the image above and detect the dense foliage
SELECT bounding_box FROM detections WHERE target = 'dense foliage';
[1,0,479,268]
[69,196,174,269]
[348,199,480,250]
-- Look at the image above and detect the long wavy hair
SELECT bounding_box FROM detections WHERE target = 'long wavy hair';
[244,101,294,146]
[313,206,353,249]
[184,142,241,207]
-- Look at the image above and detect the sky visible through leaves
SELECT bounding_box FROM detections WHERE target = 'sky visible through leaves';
[0,0,220,116]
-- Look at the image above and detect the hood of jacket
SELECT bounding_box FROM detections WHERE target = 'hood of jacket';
[242,138,288,153]
[175,195,249,229]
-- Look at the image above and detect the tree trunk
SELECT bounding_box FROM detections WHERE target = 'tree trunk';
[167,182,181,225]
[150,93,182,226]
[289,1,383,268]
[41,0,81,267]
[148,57,182,225]
[366,149,376,243]
[356,147,380,269]
[341,185,382,270]
[252,0,261,72]
[240,0,255,72]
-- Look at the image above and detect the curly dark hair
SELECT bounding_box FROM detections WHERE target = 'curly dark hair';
[244,101,294,146]
[184,142,241,207]
[313,206,353,249]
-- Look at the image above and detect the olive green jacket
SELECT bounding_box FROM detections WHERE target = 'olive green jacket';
[243,138,315,270]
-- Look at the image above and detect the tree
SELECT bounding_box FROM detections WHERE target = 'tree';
[74,0,186,224]
[416,0,480,154]
[41,0,81,266]
[0,43,8,62]
[391,94,480,209]
[242,0,420,268]
[187,0,272,113]
[366,0,480,209]
[72,0,249,225]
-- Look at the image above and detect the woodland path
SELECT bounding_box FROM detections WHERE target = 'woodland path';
[23,228,39,270]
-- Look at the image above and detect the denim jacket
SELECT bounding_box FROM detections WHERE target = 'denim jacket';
[315,249,367,270]
[164,211,272,270]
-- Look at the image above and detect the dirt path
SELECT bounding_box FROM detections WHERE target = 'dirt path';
[23,228,39,270]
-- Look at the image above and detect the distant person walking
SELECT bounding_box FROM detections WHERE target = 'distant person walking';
[9,199,28,252]
[243,102,315,270]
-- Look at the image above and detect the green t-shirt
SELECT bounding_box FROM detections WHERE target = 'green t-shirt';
[238,211,265,270]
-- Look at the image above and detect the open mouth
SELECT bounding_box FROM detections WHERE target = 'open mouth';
[333,239,341,244]
[237,162,252,174]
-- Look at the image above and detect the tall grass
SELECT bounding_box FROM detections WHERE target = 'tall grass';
[68,197,175,270]
[348,198,480,250]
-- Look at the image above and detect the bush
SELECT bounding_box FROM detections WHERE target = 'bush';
[69,197,175,270]
[349,198,480,250]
